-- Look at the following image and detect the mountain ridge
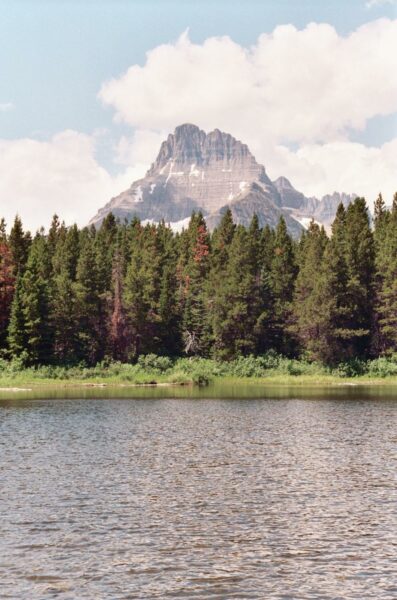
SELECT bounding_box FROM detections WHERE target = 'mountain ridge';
[90,123,356,235]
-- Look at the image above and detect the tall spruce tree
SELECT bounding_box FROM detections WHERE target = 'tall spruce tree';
[269,217,297,355]
[375,193,397,353]
[109,248,129,361]
[8,235,52,364]
[343,197,375,357]
[210,225,262,358]
[74,235,104,364]
[123,223,163,358]
[177,213,211,355]
[292,221,329,360]
[9,216,31,276]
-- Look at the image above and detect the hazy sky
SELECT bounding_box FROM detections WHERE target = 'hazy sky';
[1,0,396,230]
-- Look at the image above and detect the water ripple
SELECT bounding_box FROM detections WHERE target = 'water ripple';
[0,396,396,598]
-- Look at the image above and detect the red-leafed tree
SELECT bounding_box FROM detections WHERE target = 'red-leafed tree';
[0,241,16,350]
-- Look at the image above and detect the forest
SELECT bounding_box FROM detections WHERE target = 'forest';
[0,194,396,371]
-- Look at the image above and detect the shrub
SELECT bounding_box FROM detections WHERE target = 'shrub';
[366,357,397,378]
[334,359,366,378]
[137,354,173,373]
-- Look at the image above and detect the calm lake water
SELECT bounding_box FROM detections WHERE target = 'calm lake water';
[1,386,396,599]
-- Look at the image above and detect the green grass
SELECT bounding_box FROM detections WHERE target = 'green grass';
[1,354,397,389]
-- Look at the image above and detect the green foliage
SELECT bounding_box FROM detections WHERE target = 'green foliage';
[1,197,397,371]
[334,359,367,378]
[137,353,173,373]
[365,356,397,378]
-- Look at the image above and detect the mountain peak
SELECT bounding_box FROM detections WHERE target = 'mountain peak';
[274,176,294,190]
[90,123,354,236]
[150,123,260,176]
[174,123,204,137]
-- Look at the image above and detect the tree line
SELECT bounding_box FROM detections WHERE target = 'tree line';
[0,194,396,367]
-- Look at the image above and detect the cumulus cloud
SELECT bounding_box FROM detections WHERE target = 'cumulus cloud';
[0,102,14,112]
[115,129,167,166]
[265,139,397,206]
[0,131,146,232]
[98,20,397,207]
[100,21,397,146]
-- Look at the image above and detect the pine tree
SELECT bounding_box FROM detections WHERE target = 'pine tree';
[123,223,163,358]
[211,224,262,358]
[292,221,329,360]
[96,213,118,293]
[343,197,375,357]
[269,217,297,355]
[47,214,62,262]
[9,236,52,365]
[74,236,104,364]
[376,192,397,353]
[9,216,31,275]
[109,249,129,361]
[210,208,235,274]
[157,221,181,355]
[177,213,211,355]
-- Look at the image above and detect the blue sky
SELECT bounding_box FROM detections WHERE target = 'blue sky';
[0,0,396,229]
[1,0,395,141]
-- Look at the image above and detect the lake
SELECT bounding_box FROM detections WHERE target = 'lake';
[1,386,396,599]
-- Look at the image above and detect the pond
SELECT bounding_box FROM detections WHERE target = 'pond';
[1,386,396,598]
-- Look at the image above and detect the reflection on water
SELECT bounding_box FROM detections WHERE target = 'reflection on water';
[0,392,396,599]
[1,380,397,401]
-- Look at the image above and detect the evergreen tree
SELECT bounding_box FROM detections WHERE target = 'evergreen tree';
[9,216,31,275]
[269,217,297,355]
[9,236,52,364]
[109,249,129,361]
[376,193,397,353]
[292,221,329,360]
[123,223,163,358]
[211,225,262,358]
[343,197,375,357]
[177,213,211,355]
[74,236,104,364]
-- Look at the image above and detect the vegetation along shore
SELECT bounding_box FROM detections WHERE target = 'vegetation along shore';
[1,355,397,390]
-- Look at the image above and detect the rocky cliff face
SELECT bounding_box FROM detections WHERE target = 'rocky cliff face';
[90,124,354,235]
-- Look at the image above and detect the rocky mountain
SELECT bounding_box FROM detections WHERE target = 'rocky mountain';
[273,177,355,229]
[90,124,355,235]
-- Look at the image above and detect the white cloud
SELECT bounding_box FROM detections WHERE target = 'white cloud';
[0,102,14,112]
[0,131,146,232]
[366,0,397,9]
[115,129,167,166]
[264,139,397,206]
[99,20,397,146]
[98,20,397,208]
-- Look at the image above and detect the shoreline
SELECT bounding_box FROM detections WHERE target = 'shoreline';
[1,376,397,393]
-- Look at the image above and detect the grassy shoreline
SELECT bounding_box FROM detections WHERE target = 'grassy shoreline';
[1,354,397,390]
